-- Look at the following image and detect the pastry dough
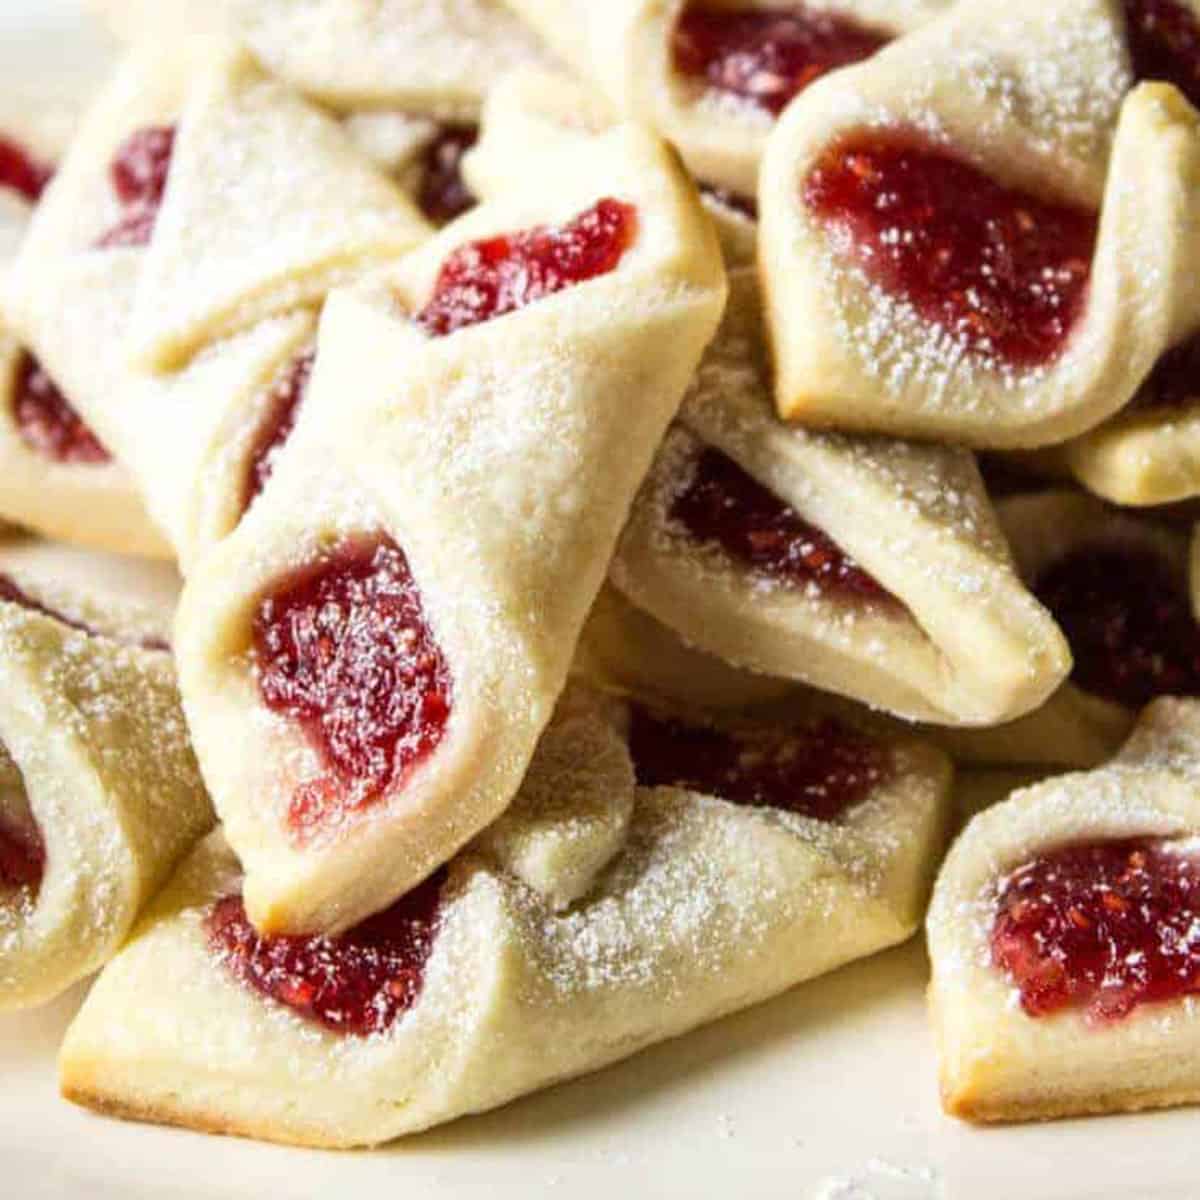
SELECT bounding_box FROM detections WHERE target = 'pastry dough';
[499,0,948,197]
[760,1,1200,447]
[59,686,951,1147]
[936,489,1197,768]
[929,697,1200,1123]
[6,44,430,570]
[0,536,211,1011]
[173,115,727,935]
[89,0,552,118]
[611,267,1070,726]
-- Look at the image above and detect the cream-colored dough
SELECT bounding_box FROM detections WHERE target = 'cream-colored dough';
[174,114,727,935]
[0,540,211,1012]
[611,267,1070,726]
[500,0,948,196]
[929,698,1200,1123]
[60,686,951,1147]
[760,1,1200,447]
[6,44,429,570]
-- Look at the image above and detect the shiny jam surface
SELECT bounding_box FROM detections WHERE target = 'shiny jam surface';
[672,5,888,115]
[629,705,890,819]
[803,133,1098,369]
[96,124,176,249]
[0,815,43,892]
[991,839,1200,1022]
[416,197,637,337]
[253,537,452,836]
[672,445,900,608]
[13,351,111,464]
[1130,331,1200,411]
[0,135,52,203]
[242,351,314,513]
[1035,544,1200,708]
[206,868,446,1036]
[1125,0,1200,108]
[417,123,478,225]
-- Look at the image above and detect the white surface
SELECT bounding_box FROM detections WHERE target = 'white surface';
[0,6,1194,1197]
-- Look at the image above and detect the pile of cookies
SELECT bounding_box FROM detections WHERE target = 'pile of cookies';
[1,0,1199,1147]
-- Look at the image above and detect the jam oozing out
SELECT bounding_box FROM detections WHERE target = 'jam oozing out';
[1130,331,1200,411]
[700,181,758,220]
[803,133,1098,369]
[95,124,176,249]
[416,123,478,225]
[253,537,452,835]
[991,839,1200,1023]
[1035,544,1200,708]
[0,573,94,637]
[1125,0,1200,109]
[672,444,901,608]
[672,5,889,116]
[416,197,638,337]
[242,350,314,513]
[206,868,446,1036]
[629,705,890,820]
[12,351,111,464]
[0,135,52,203]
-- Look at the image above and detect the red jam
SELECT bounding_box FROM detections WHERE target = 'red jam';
[803,133,1098,369]
[206,868,445,1036]
[1125,0,1200,109]
[0,813,43,892]
[991,839,1200,1023]
[672,5,888,116]
[700,181,758,220]
[416,123,478,225]
[672,444,901,608]
[12,351,111,464]
[0,135,52,203]
[242,350,314,513]
[1035,544,1200,708]
[629,705,890,819]
[95,124,176,249]
[1130,331,1200,411]
[416,197,638,337]
[253,537,452,836]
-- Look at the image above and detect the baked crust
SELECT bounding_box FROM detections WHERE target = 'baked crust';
[760,0,1200,447]
[929,698,1200,1123]
[60,687,952,1146]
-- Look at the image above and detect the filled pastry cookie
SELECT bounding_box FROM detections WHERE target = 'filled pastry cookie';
[59,685,951,1146]
[760,0,1200,447]
[174,113,727,934]
[0,536,211,1011]
[611,266,1070,726]
[929,697,1200,1122]
[939,489,1198,769]
[5,43,430,570]
[499,0,949,199]
[0,121,167,558]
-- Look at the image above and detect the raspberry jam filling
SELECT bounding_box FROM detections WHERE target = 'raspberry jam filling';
[242,350,314,513]
[803,133,1098,369]
[206,868,446,1036]
[991,839,1200,1023]
[1125,0,1200,108]
[416,123,478,225]
[416,197,638,337]
[629,705,890,819]
[0,573,94,637]
[13,351,111,464]
[672,444,901,609]
[0,135,52,203]
[0,746,43,895]
[672,5,889,116]
[1130,331,1200,411]
[1034,544,1200,708]
[253,536,452,836]
[95,124,176,249]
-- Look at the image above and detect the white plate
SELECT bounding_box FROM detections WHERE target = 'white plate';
[0,7,1194,1197]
